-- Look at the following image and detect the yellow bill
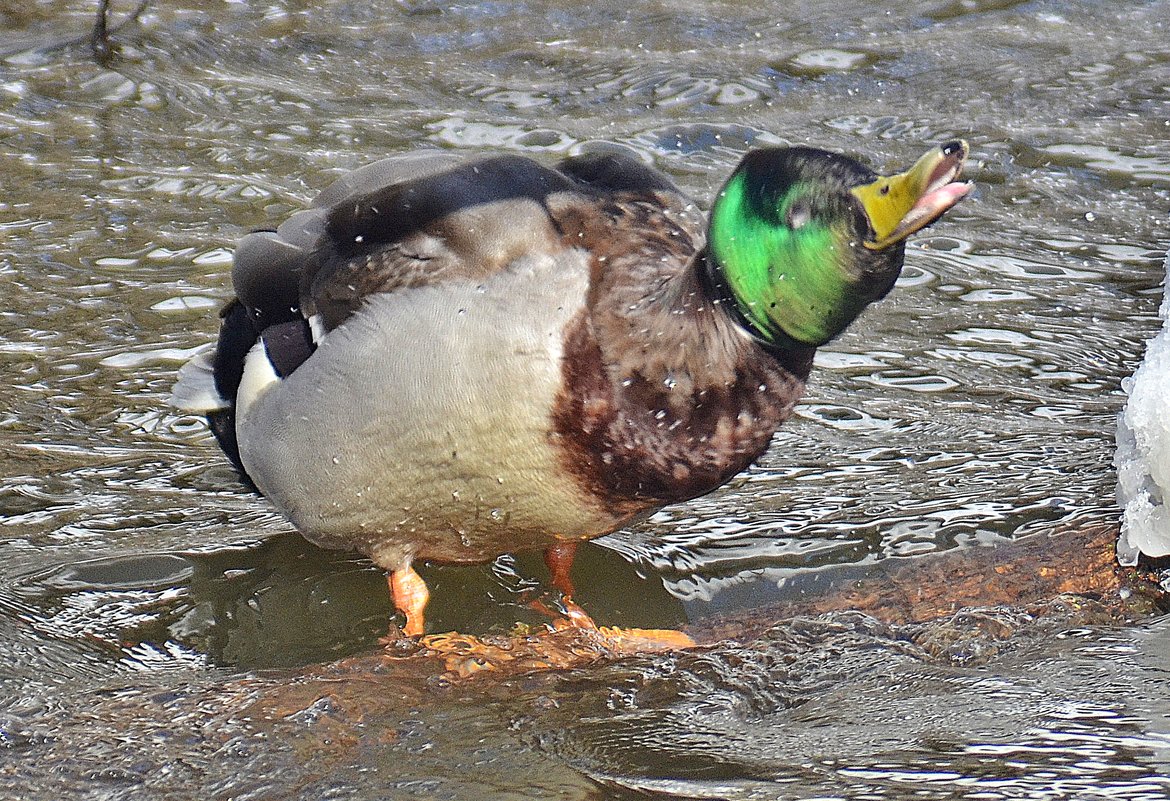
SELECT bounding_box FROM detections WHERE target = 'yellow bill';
[851,140,972,250]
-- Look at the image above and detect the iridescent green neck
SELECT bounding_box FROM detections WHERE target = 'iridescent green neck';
[707,172,868,348]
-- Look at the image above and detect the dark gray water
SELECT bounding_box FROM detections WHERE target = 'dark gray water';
[2,0,1169,798]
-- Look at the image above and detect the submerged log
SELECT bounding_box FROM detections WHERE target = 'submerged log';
[694,519,1165,645]
[256,518,1163,686]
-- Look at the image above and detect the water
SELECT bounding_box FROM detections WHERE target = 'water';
[1,0,1169,797]
[534,609,1170,800]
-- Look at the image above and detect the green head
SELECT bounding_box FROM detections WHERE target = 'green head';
[706,141,970,348]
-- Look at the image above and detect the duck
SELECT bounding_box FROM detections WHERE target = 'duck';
[171,141,971,638]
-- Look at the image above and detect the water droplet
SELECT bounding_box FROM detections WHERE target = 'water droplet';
[489,508,504,520]
[331,455,340,465]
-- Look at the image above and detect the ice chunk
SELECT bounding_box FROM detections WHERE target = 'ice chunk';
[1115,250,1170,564]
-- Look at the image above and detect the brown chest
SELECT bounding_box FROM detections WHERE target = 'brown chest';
[551,309,813,515]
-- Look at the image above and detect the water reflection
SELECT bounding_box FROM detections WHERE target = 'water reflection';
[5,537,687,670]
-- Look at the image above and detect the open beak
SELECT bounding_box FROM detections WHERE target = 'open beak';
[850,140,972,250]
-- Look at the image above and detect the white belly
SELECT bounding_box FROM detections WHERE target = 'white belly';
[236,252,618,570]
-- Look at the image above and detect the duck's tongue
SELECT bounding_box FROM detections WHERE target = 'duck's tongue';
[851,140,973,250]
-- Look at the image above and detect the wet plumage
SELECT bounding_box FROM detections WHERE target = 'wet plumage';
[173,143,970,635]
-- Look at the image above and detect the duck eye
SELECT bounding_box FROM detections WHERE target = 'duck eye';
[787,201,812,230]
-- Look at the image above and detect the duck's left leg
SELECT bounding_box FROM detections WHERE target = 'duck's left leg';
[542,541,594,627]
[541,541,695,648]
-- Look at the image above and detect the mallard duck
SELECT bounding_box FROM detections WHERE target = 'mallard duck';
[172,141,971,637]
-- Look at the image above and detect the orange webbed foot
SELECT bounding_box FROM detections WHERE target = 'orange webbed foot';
[541,543,696,649]
[388,563,429,637]
[378,546,695,680]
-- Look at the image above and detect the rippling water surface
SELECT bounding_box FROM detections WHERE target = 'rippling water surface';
[2,0,1169,798]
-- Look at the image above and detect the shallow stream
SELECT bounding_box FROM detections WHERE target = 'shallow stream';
[2,0,1170,798]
